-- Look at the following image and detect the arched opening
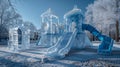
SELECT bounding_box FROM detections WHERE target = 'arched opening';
[0,25,9,46]
[18,28,22,44]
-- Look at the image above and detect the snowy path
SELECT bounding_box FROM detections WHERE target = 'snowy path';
[0,43,120,67]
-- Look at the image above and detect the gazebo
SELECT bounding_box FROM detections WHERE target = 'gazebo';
[37,8,60,47]
[8,23,30,52]
[41,8,59,34]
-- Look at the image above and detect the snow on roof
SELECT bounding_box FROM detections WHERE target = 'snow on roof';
[41,8,58,19]
[64,5,82,19]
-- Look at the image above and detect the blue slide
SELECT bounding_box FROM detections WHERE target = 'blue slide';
[82,24,114,55]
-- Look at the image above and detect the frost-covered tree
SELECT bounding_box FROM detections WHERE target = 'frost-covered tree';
[0,0,21,27]
[115,0,120,42]
[85,0,120,41]
[0,0,21,40]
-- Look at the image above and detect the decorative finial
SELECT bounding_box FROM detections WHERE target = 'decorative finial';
[73,5,78,9]
[48,8,51,13]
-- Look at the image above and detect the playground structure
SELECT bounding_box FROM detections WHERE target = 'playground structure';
[1,6,114,60]
[37,6,114,59]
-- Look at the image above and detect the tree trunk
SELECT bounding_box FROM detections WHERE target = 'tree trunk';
[116,20,119,42]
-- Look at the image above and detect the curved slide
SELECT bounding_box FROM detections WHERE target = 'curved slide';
[82,24,114,54]
[44,24,114,59]
[45,29,77,59]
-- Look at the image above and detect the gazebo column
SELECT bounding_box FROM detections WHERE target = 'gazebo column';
[8,28,19,52]
[22,29,30,49]
[25,29,30,49]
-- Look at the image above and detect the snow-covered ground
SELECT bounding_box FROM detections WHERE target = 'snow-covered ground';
[0,43,120,67]
[93,41,120,48]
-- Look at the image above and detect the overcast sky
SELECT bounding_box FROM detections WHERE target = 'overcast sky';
[13,0,94,29]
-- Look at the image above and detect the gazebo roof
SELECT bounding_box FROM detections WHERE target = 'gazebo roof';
[41,8,58,19]
[64,5,83,19]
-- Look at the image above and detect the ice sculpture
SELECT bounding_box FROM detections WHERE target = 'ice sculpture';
[45,6,92,59]
[8,24,30,52]
[37,8,60,47]
[8,27,19,52]
[44,5,114,59]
